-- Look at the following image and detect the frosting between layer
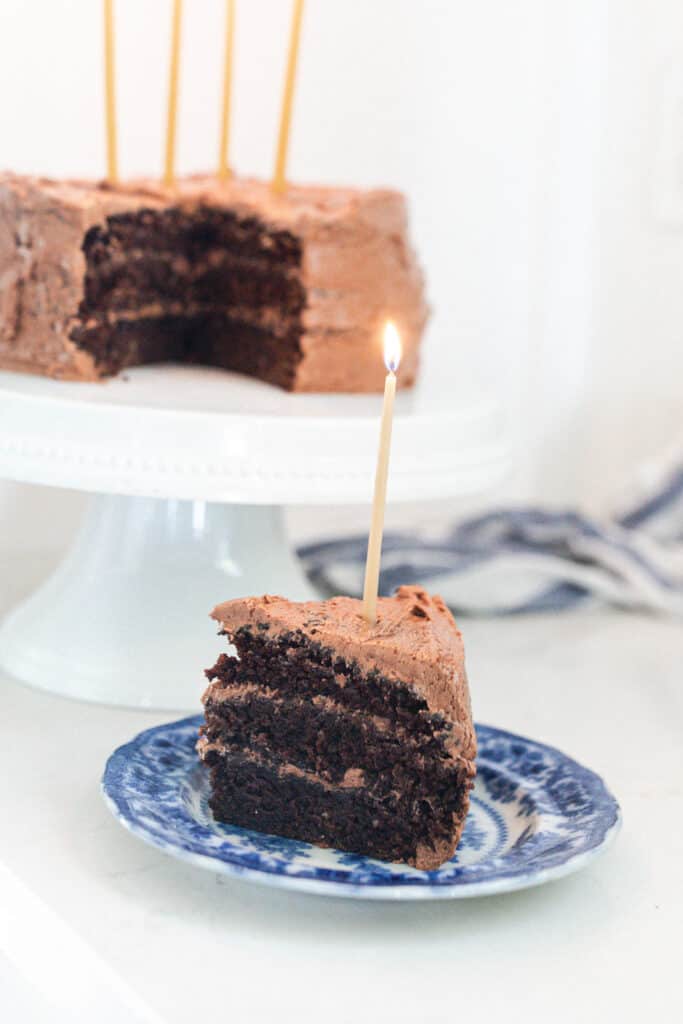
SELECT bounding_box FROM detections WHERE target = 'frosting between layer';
[196,734,366,791]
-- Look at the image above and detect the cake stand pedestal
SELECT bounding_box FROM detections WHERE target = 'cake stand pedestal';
[0,365,509,709]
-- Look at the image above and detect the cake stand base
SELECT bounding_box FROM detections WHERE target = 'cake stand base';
[0,495,316,710]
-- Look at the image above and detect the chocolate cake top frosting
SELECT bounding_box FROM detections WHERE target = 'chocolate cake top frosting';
[211,586,472,730]
[0,172,407,227]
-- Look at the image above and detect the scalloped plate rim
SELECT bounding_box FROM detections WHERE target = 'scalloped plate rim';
[101,716,622,900]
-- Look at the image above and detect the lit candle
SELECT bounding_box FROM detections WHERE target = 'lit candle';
[217,0,236,181]
[272,0,305,195]
[164,0,183,187]
[362,322,402,624]
[103,0,118,183]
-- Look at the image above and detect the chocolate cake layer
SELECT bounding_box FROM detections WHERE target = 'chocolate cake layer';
[206,637,457,746]
[81,253,304,318]
[78,208,305,327]
[70,314,303,386]
[0,173,428,390]
[83,206,302,264]
[202,684,456,784]
[199,744,472,868]
[200,587,476,870]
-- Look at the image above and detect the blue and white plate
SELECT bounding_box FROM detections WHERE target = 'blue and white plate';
[102,716,621,900]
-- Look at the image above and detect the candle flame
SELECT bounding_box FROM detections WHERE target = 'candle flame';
[383,321,402,374]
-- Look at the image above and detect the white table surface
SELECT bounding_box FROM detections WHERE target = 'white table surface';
[1,549,681,1024]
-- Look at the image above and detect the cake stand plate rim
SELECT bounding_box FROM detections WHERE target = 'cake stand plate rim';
[0,366,510,503]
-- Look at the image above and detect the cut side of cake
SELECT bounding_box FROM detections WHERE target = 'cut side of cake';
[199,586,476,870]
[0,173,428,391]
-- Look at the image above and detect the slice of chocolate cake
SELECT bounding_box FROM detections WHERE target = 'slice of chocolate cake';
[198,586,476,870]
[0,173,427,391]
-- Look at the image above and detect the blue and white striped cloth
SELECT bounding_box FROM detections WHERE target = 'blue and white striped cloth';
[298,454,683,616]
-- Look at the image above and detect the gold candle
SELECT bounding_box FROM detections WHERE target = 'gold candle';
[164,0,183,187]
[103,0,118,182]
[218,0,236,181]
[272,0,305,195]
[362,322,402,624]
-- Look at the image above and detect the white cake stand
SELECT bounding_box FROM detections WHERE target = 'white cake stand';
[0,365,509,709]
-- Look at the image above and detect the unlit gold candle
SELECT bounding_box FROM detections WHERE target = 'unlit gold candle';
[272,0,305,194]
[103,0,118,182]
[362,322,402,624]
[218,0,235,181]
[164,0,183,187]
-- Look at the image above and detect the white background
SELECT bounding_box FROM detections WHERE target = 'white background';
[0,0,682,549]
[0,5,681,1021]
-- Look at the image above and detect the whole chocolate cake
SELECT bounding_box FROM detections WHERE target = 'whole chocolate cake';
[0,173,427,391]
[198,586,476,869]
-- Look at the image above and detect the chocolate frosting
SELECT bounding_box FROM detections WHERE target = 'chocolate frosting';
[197,735,366,791]
[0,172,428,391]
[211,585,475,758]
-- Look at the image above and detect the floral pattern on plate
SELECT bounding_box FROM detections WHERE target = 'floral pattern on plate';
[102,716,621,899]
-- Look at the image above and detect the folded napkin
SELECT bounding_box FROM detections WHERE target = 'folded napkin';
[298,452,683,616]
